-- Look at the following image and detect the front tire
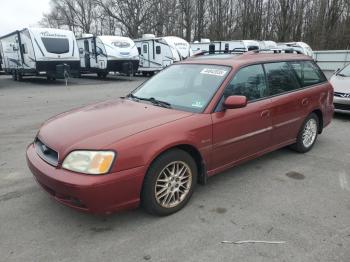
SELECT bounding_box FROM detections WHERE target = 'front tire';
[141,149,197,216]
[291,113,319,153]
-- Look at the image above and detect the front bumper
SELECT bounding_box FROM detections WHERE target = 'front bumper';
[26,143,146,214]
[334,96,350,114]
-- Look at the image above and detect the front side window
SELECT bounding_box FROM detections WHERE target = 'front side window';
[223,64,268,101]
[289,61,326,87]
[41,37,69,54]
[132,64,230,113]
[264,62,300,95]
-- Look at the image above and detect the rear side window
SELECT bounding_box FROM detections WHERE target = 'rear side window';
[289,61,327,87]
[264,62,300,95]
[41,37,69,54]
[224,64,268,101]
[156,46,161,54]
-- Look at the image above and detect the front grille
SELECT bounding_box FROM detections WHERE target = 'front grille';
[334,92,350,98]
[34,138,59,166]
[334,103,350,111]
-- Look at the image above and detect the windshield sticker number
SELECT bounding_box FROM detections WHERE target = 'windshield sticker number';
[200,68,227,76]
[191,101,204,108]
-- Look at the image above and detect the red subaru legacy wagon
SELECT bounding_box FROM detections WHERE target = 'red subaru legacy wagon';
[26,51,334,215]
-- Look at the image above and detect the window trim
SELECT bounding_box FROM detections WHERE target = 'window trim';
[213,59,328,113]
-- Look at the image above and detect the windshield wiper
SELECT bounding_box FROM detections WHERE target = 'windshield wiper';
[128,94,172,108]
[337,73,348,77]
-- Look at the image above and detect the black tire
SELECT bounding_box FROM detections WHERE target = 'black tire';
[290,113,319,153]
[141,149,197,216]
[142,72,147,77]
[148,71,155,76]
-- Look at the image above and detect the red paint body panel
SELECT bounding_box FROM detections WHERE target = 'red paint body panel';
[27,144,146,214]
[26,53,334,214]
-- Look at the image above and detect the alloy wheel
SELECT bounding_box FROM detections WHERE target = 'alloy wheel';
[154,161,192,208]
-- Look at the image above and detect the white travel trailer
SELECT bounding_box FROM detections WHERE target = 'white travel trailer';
[77,35,139,78]
[277,42,314,57]
[191,40,260,54]
[134,35,193,75]
[0,28,80,80]
[259,40,278,49]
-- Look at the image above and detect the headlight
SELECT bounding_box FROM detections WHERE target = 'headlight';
[132,55,139,60]
[62,151,115,175]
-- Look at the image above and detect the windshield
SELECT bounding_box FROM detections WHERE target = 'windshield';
[132,64,230,112]
[339,64,350,76]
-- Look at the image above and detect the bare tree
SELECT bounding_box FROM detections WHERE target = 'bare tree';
[41,0,350,49]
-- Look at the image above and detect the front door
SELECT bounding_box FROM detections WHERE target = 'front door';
[211,64,272,170]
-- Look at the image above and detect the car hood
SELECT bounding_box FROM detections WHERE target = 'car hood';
[38,98,192,158]
[330,75,350,93]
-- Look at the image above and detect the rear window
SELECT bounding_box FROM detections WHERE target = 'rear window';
[41,37,69,54]
[289,61,326,87]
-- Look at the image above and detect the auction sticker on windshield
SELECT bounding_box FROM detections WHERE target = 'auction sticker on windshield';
[191,101,204,108]
[200,68,227,76]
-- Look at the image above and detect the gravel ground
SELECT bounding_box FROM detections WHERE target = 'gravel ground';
[0,74,349,262]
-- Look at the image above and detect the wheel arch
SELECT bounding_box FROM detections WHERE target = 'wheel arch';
[144,144,208,188]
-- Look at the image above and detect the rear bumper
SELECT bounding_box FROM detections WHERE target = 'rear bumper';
[26,143,146,214]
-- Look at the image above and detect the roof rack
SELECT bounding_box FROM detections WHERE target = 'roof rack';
[193,48,247,57]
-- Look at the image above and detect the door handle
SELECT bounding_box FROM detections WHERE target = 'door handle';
[301,98,309,106]
[261,110,270,118]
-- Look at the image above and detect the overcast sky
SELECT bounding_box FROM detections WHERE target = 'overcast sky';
[0,0,51,36]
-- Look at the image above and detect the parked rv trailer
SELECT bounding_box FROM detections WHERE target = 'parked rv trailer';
[0,28,80,80]
[259,40,278,49]
[277,42,314,57]
[134,35,192,75]
[77,35,139,78]
[191,40,260,54]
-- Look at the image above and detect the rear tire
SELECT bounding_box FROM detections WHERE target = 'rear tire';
[141,149,197,216]
[290,113,319,153]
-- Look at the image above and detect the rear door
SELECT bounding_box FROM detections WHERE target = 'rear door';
[211,64,273,170]
[265,61,307,146]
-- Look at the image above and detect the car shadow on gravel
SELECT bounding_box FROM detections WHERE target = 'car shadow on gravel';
[333,113,350,121]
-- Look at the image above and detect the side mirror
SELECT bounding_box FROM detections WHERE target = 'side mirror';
[79,48,84,54]
[334,68,340,75]
[223,95,247,109]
